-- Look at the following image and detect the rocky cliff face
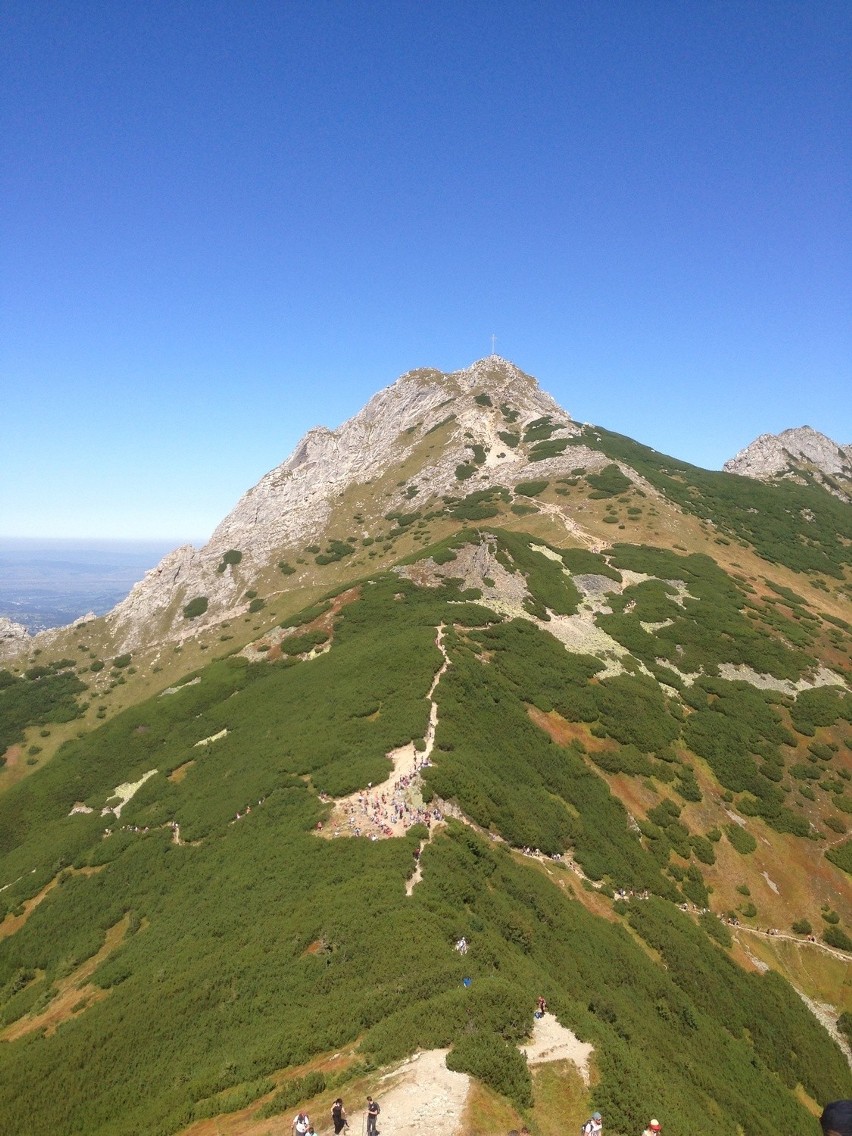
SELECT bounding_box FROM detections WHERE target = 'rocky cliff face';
[0,616,31,651]
[724,426,852,501]
[101,357,619,652]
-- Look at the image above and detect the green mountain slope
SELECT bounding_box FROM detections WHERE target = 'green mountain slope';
[1,360,850,1135]
[0,529,850,1135]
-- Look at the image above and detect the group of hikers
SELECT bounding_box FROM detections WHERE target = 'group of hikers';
[293,1096,380,1136]
[289,1091,852,1136]
[332,778,449,839]
[580,1114,660,1136]
[577,1100,852,1136]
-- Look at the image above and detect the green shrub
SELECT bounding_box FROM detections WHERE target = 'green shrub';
[218,549,243,572]
[699,912,732,948]
[823,926,852,952]
[826,840,852,874]
[791,920,812,935]
[474,393,492,406]
[515,480,549,498]
[256,1071,327,1119]
[528,438,569,462]
[278,561,296,576]
[248,598,265,614]
[586,464,632,498]
[446,1032,532,1109]
[183,597,209,620]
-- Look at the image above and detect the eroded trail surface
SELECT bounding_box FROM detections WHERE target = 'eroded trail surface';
[370,1049,471,1136]
[318,625,457,842]
[365,1015,594,1136]
[521,1012,594,1084]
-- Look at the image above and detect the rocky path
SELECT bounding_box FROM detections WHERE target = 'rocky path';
[364,1013,594,1136]
[318,625,457,847]
[521,1012,594,1083]
[733,923,852,962]
[369,1049,470,1136]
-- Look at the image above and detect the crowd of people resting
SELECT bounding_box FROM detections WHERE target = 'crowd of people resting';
[321,763,463,839]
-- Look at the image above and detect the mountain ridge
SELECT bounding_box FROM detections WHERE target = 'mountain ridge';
[724,425,852,502]
[3,359,850,662]
[0,356,850,1136]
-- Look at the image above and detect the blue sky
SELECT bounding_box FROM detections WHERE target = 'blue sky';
[2,1,849,541]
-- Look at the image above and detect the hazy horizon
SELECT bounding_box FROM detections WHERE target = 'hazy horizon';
[0,538,192,632]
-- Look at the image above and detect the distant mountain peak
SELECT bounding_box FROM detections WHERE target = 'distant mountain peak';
[724,426,852,501]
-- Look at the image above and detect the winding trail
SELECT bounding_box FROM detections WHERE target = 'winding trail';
[534,500,608,552]
[732,923,852,962]
[317,624,459,857]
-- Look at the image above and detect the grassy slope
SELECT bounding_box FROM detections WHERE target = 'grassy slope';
[0,536,850,1136]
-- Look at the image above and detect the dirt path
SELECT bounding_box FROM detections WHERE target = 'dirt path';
[795,990,852,1068]
[350,1015,593,1136]
[733,924,852,963]
[318,625,458,847]
[368,1049,471,1136]
[521,1012,594,1084]
[535,501,608,552]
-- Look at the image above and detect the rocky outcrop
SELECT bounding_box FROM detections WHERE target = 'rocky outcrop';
[724,427,852,501]
[0,616,31,654]
[101,357,598,650]
[4,358,628,656]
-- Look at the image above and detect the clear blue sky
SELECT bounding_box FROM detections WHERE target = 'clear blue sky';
[2,1,849,541]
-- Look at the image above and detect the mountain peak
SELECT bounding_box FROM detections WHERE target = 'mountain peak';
[724,425,852,501]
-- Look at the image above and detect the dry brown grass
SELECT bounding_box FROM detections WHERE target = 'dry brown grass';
[1,912,130,1041]
[459,1079,523,1136]
[0,865,103,941]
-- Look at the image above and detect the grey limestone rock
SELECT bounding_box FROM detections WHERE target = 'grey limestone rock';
[724,426,852,501]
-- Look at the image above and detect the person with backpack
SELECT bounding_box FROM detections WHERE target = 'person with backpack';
[293,1111,310,1136]
[366,1095,381,1136]
[582,1110,602,1136]
[642,1119,661,1136]
[331,1098,349,1135]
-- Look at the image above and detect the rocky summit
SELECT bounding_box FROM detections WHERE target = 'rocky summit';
[724,425,852,502]
[0,357,850,1136]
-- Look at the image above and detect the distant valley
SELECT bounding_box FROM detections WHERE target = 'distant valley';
[0,540,186,632]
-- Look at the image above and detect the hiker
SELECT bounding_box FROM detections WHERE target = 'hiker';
[641,1120,661,1136]
[331,1098,348,1134]
[536,995,547,1016]
[822,1101,852,1136]
[293,1110,310,1136]
[582,1111,602,1136]
[366,1095,381,1136]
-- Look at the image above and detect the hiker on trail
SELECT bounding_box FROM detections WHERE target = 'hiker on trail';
[293,1110,310,1136]
[366,1095,381,1136]
[582,1110,602,1136]
[641,1119,661,1136]
[331,1098,349,1134]
[536,995,547,1016]
[822,1101,852,1136]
